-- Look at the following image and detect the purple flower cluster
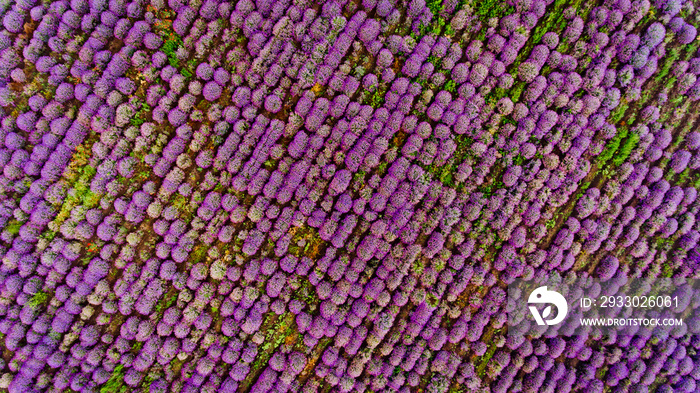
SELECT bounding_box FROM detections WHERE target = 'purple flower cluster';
[0,0,699,391]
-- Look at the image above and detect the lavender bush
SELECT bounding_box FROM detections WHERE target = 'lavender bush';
[0,0,700,391]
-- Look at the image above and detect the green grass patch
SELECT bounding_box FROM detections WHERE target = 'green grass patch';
[182,59,197,79]
[5,220,20,235]
[240,313,297,391]
[610,103,629,124]
[369,86,387,109]
[28,291,49,308]
[478,179,505,197]
[476,338,500,377]
[426,0,443,15]
[427,55,441,68]
[663,76,678,91]
[51,162,99,230]
[412,259,425,276]
[509,82,526,102]
[162,34,184,69]
[422,134,476,190]
[656,48,682,82]
[39,230,57,242]
[155,291,179,315]
[418,16,448,37]
[410,0,455,37]
[661,262,674,278]
[530,0,569,43]
[189,245,209,265]
[670,95,685,107]
[599,127,635,167]
[100,365,127,393]
[474,0,515,20]
[154,14,192,79]
[130,102,152,127]
[291,275,319,306]
[684,41,700,60]
[639,11,657,27]
[570,180,592,211]
[352,170,366,185]
[486,87,508,104]
[612,132,639,166]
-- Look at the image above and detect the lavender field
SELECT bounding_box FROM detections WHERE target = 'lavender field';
[1,0,700,391]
